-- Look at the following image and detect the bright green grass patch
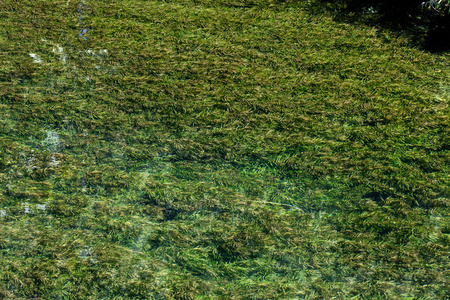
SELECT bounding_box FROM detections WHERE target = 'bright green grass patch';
[1,0,449,298]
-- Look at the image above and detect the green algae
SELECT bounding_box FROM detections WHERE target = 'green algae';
[0,0,449,298]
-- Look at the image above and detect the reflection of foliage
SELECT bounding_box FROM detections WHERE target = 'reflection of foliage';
[316,0,450,50]
[422,0,450,15]
[317,0,428,22]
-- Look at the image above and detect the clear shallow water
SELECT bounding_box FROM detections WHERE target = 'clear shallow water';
[1,1,449,298]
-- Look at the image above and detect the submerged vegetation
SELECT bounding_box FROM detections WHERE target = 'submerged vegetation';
[1,0,449,298]
[315,0,450,51]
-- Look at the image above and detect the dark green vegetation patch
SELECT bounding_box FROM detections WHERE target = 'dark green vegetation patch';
[1,0,449,299]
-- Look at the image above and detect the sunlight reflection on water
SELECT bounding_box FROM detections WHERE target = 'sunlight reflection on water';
[78,0,89,40]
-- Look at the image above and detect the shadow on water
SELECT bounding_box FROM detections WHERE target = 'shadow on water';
[305,0,450,52]
[423,17,450,53]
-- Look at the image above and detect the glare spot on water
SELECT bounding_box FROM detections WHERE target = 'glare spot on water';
[85,49,109,58]
[29,53,43,63]
[78,247,98,264]
[79,28,89,40]
[23,203,33,214]
[52,44,67,63]
[42,130,61,153]
[36,203,47,211]
[48,154,60,167]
